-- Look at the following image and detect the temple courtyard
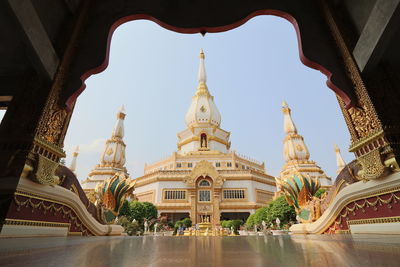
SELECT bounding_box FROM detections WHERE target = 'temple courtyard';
[0,235,399,266]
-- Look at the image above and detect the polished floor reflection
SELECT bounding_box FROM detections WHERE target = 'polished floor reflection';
[0,234,399,267]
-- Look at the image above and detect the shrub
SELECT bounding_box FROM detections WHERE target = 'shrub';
[245,196,296,229]
[182,218,192,228]
[220,220,243,234]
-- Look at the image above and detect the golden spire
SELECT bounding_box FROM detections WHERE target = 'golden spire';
[112,105,126,138]
[69,146,79,174]
[196,49,210,97]
[334,144,346,174]
[282,101,297,134]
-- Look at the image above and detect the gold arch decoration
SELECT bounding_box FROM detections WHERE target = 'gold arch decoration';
[184,160,225,188]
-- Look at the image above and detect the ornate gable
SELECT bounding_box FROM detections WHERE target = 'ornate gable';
[184,160,224,188]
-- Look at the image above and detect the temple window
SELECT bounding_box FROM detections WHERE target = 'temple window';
[188,163,193,168]
[227,162,232,167]
[223,189,246,199]
[199,179,211,187]
[215,162,221,167]
[164,190,186,200]
[176,163,182,168]
[199,190,211,202]
[235,163,239,168]
[200,133,207,148]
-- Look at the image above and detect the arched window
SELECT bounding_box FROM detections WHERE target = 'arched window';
[200,133,207,148]
[199,179,210,187]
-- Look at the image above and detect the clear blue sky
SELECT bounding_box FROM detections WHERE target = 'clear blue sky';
[0,16,354,181]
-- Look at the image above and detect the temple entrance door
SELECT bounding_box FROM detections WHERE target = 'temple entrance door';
[196,176,213,225]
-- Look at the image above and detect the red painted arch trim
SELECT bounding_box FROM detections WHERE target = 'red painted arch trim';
[66,10,351,109]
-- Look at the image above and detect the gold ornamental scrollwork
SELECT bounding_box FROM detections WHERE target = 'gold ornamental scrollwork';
[42,108,68,144]
[31,154,60,185]
[184,160,225,187]
[357,150,386,180]
[348,106,379,139]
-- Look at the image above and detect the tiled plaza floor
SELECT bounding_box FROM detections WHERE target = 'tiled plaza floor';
[0,234,399,266]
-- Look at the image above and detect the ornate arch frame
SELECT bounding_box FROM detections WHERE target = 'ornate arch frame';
[185,160,225,188]
[61,0,357,110]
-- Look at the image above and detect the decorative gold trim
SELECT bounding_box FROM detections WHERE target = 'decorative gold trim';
[14,190,95,236]
[4,218,71,229]
[335,230,351,234]
[318,186,400,234]
[348,216,400,225]
[68,231,83,236]
[156,205,192,210]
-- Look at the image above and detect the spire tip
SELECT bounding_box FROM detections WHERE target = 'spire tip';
[199,49,205,59]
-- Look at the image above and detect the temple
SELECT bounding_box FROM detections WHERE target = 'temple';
[133,50,276,226]
[277,101,331,189]
[1,0,400,245]
[81,106,129,199]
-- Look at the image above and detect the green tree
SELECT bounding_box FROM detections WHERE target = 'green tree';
[118,201,158,224]
[181,218,192,228]
[141,202,158,221]
[119,200,131,218]
[246,196,296,229]
[246,214,255,228]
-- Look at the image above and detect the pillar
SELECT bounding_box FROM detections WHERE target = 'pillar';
[0,1,90,231]
[213,188,221,226]
[321,0,399,180]
[189,189,197,224]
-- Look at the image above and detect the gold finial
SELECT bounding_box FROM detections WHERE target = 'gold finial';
[334,144,340,152]
[117,105,126,119]
[281,100,290,114]
[200,49,205,59]
[73,146,79,157]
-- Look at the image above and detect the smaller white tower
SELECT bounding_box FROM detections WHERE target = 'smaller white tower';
[279,101,332,187]
[334,144,346,175]
[81,106,129,192]
[69,146,79,174]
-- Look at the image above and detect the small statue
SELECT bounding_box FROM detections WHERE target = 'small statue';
[154,222,158,234]
[275,218,281,229]
[262,220,266,232]
[254,224,257,233]
[144,220,149,233]
[231,226,235,235]
[296,215,301,224]
[205,228,209,236]
[132,219,137,223]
